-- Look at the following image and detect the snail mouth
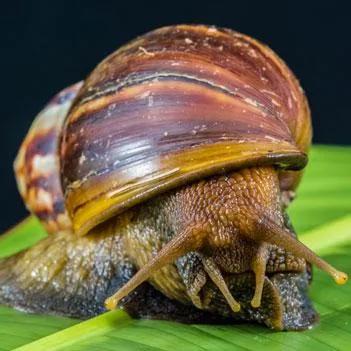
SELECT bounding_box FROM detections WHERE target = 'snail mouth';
[192,254,307,314]
[199,268,307,313]
[198,268,317,330]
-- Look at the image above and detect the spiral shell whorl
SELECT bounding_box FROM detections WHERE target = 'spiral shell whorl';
[60,25,311,236]
[14,82,83,233]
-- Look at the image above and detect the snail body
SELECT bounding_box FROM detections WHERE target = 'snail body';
[0,25,347,330]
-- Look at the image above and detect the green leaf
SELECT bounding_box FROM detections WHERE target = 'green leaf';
[0,217,47,259]
[288,145,351,232]
[1,145,351,351]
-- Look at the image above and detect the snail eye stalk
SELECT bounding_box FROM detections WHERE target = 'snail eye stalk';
[245,214,348,286]
[105,226,206,310]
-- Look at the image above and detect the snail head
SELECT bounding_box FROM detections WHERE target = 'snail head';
[105,166,347,312]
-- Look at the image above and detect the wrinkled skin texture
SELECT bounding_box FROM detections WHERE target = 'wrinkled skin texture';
[0,167,317,330]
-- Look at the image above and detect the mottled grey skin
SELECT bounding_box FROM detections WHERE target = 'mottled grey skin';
[0,168,318,330]
[0,223,316,330]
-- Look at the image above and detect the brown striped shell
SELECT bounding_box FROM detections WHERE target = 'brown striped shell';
[16,24,312,236]
[14,82,83,233]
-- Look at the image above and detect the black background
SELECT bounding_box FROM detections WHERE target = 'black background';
[1,1,350,232]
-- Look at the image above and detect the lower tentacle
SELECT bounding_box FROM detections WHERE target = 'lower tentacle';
[251,243,269,308]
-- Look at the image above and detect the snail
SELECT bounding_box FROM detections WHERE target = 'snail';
[0,24,347,331]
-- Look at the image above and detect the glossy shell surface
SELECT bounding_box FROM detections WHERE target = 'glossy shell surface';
[59,25,311,236]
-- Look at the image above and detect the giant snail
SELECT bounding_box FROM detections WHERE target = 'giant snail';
[0,25,347,331]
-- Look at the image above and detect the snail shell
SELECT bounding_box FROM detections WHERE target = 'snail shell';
[60,25,311,236]
[14,82,82,233]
